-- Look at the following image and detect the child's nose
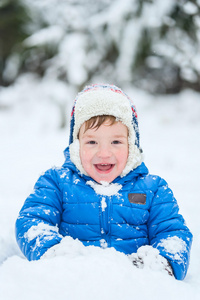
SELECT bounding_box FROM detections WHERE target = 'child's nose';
[97,145,112,158]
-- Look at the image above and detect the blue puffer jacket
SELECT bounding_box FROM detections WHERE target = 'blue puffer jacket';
[16,148,192,280]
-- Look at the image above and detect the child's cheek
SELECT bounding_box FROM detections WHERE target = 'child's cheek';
[80,147,91,169]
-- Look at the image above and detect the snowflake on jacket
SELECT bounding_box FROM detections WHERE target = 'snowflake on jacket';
[15,84,192,281]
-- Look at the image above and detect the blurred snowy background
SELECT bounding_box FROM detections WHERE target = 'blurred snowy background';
[0,1,200,299]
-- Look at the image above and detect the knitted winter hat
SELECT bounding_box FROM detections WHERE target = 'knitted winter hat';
[69,84,143,177]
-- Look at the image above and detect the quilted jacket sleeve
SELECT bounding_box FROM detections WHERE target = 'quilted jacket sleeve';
[15,169,63,261]
[147,177,193,280]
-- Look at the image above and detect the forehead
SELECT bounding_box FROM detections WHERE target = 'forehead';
[79,120,128,137]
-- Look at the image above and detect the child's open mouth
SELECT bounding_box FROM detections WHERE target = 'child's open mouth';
[94,164,114,172]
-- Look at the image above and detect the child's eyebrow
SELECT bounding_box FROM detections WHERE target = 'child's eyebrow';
[112,135,127,138]
[82,134,96,138]
[81,134,97,140]
[82,134,127,139]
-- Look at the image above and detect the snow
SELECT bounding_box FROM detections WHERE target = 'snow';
[17,0,200,95]
[24,25,64,47]
[129,245,173,275]
[86,180,122,196]
[24,223,61,242]
[158,236,187,256]
[157,237,187,261]
[183,2,198,15]
[101,197,107,212]
[1,78,200,299]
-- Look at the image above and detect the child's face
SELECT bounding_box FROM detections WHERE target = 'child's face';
[79,120,129,183]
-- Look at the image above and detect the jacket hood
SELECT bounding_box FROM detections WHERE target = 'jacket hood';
[68,84,143,178]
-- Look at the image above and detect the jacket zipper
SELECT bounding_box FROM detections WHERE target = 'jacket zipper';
[100,195,111,248]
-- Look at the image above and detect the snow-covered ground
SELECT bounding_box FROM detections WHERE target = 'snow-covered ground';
[0,78,200,299]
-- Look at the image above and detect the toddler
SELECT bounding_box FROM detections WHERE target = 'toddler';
[16,84,192,280]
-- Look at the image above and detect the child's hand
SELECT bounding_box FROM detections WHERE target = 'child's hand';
[129,245,173,276]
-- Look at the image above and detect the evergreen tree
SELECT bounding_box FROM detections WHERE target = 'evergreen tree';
[0,0,30,85]
[132,0,200,93]
[1,0,200,94]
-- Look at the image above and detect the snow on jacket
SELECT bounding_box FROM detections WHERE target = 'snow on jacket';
[15,148,192,280]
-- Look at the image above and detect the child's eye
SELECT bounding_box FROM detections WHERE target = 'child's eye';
[87,141,96,145]
[112,140,121,145]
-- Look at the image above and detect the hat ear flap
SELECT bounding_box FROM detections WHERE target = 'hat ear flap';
[69,139,88,176]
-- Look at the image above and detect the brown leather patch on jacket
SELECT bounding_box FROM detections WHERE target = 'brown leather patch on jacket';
[128,193,146,205]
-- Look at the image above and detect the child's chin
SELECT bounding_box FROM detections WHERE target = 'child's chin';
[92,173,116,184]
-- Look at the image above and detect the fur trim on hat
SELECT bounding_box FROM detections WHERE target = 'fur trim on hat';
[69,84,143,178]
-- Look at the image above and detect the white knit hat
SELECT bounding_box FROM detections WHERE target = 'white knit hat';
[69,84,143,177]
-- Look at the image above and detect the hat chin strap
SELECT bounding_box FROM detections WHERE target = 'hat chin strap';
[69,138,143,179]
